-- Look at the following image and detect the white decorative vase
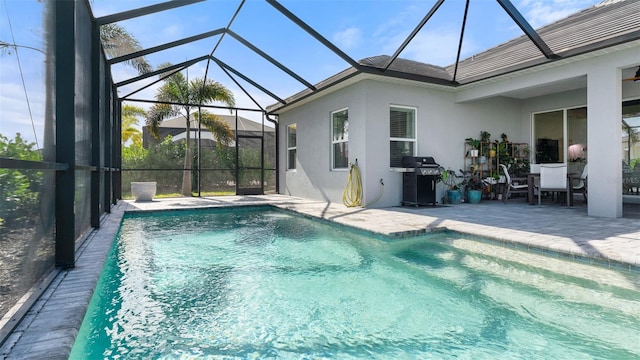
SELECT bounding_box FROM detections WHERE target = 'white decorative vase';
[131,182,157,202]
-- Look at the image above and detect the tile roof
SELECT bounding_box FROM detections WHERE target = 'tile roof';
[268,0,640,113]
[450,0,640,84]
[359,55,452,82]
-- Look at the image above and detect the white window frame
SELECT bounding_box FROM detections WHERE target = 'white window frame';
[531,105,586,165]
[331,108,349,171]
[389,105,418,168]
[287,123,297,171]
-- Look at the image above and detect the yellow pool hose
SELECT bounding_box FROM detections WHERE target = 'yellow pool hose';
[343,162,363,207]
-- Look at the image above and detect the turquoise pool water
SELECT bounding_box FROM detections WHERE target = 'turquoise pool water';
[70,207,640,359]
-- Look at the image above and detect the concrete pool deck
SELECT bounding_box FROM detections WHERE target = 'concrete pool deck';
[2,194,639,359]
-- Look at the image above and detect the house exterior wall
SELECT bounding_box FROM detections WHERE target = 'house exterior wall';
[359,80,522,207]
[278,79,522,207]
[278,83,367,202]
[278,44,639,216]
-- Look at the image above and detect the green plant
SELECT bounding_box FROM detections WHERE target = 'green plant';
[465,137,480,150]
[441,169,461,190]
[480,131,491,143]
[100,23,151,74]
[466,175,484,190]
[121,104,146,147]
[476,131,491,157]
[497,140,511,165]
[0,133,42,229]
[146,66,235,196]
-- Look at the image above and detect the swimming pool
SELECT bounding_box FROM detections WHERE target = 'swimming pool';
[70,206,640,359]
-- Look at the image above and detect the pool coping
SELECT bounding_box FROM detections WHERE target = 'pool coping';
[1,195,639,358]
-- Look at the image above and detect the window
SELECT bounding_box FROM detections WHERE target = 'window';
[532,107,587,164]
[623,99,640,166]
[622,99,640,196]
[331,108,349,170]
[390,106,416,168]
[287,123,296,170]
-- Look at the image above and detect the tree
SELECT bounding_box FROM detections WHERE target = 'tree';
[0,133,41,228]
[146,70,235,196]
[121,104,145,147]
[100,23,151,74]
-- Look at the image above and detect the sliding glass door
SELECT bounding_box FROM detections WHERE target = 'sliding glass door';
[622,100,640,197]
[532,107,587,173]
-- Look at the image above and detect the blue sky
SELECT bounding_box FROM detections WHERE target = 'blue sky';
[1,0,604,145]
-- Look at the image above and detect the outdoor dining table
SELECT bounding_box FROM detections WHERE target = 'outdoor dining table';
[526,173,577,206]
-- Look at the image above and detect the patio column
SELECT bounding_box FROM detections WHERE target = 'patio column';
[587,62,622,218]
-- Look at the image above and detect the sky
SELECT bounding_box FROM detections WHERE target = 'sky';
[0,0,605,146]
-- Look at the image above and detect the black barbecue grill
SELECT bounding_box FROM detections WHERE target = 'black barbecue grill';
[402,156,442,206]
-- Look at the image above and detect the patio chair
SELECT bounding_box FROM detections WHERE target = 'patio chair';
[499,164,528,203]
[572,164,588,203]
[538,164,569,206]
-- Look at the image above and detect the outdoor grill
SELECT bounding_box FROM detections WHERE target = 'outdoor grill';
[401,156,442,206]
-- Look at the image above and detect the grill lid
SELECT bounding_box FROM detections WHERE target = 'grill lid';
[401,156,439,168]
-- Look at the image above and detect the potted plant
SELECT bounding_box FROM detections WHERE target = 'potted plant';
[479,131,491,162]
[465,137,480,158]
[506,146,530,177]
[466,175,484,204]
[441,169,462,204]
[496,133,513,164]
[480,131,491,143]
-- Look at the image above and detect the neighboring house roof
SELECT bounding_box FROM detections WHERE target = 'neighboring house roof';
[157,114,274,132]
[267,0,640,114]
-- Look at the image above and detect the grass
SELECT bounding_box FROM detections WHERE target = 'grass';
[121,191,236,200]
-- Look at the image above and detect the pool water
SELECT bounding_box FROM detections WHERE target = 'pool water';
[70,207,640,359]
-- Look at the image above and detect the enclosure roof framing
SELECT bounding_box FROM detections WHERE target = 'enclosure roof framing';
[496,0,558,60]
[225,29,316,91]
[95,0,204,25]
[382,0,445,72]
[212,57,286,105]
[115,56,210,88]
[101,0,640,118]
[108,29,225,66]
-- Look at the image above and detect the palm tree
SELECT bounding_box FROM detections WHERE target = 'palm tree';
[121,104,145,147]
[100,23,151,74]
[146,70,235,196]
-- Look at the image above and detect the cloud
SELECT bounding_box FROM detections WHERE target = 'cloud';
[0,82,46,144]
[372,3,423,51]
[400,29,479,66]
[332,27,362,50]
[517,0,599,28]
[369,2,476,65]
[373,3,423,40]
[0,56,47,143]
[163,24,182,38]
